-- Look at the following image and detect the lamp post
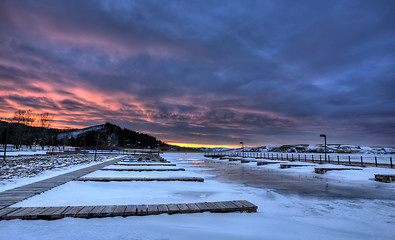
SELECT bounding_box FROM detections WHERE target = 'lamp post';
[320,134,327,162]
[240,142,244,158]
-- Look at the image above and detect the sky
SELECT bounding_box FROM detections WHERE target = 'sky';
[0,0,394,148]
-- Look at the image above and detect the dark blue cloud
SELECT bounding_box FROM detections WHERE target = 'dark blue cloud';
[0,0,394,146]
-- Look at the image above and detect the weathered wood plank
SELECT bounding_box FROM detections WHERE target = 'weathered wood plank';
[100,205,117,217]
[195,202,210,212]
[238,200,258,212]
[63,206,84,217]
[212,202,231,212]
[75,206,95,218]
[147,205,159,215]
[24,207,48,220]
[204,202,223,213]
[177,204,190,213]
[37,207,68,220]
[112,205,127,216]
[221,201,240,212]
[166,204,181,214]
[230,200,249,212]
[124,205,137,216]
[185,203,202,213]
[136,205,148,216]
[88,205,107,218]
[4,207,39,220]
[0,207,20,220]
[157,204,169,214]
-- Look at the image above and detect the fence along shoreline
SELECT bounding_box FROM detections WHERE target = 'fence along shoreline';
[204,151,394,168]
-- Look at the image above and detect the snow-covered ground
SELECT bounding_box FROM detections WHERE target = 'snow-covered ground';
[1,153,395,240]
[0,154,122,192]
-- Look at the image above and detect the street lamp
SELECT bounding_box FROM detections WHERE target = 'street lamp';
[240,142,244,158]
[320,134,327,162]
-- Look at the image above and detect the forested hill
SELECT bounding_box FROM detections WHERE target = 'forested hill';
[60,122,166,149]
[0,121,167,149]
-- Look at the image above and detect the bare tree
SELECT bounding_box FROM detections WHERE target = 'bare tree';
[38,113,54,150]
[12,110,36,149]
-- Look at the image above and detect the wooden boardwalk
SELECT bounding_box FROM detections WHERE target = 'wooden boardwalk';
[315,168,363,174]
[101,168,186,172]
[0,200,257,220]
[0,156,127,209]
[114,163,177,166]
[280,164,314,169]
[75,177,204,182]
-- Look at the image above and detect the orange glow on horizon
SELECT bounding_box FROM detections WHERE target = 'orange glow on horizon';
[167,142,241,149]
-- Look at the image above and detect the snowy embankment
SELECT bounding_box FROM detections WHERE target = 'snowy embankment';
[1,153,395,240]
[0,154,122,192]
[218,144,395,154]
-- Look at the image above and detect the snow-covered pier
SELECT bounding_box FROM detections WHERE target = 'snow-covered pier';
[314,167,363,174]
[0,200,257,220]
[75,177,204,182]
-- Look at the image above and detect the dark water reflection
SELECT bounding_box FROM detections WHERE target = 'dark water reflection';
[177,158,395,200]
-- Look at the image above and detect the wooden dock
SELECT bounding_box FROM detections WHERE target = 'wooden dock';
[0,156,127,209]
[374,174,395,183]
[257,161,287,166]
[75,177,204,182]
[280,164,314,169]
[114,163,176,166]
[101,168,186,172]
[0,200,257,220]
[315,168,363,174]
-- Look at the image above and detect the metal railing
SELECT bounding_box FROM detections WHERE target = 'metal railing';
[204,151,394,168]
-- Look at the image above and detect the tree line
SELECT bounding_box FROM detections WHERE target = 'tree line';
[1,110,55,150]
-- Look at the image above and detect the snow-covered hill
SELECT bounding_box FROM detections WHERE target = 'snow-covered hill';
[210,144,395,154]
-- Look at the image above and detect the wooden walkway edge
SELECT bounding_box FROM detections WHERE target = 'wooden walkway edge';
[101,168,185,172]
[75,177,204,182]
[114,163,177,166]
[315,168,363,174]
[0,200,258,220]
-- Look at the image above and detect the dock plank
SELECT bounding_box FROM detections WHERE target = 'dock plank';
[177,204,190,213]
[186,203,202,213]
[147,205,159,215]
[167,204,181,214]
[124,205,137,216]
[63,206,84,217]
[136,205,148,216]
[157,204,169,214]
[112,205,127,217]
[101,168,185,172]
[76,206,95,218]
[75,177,204,182]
